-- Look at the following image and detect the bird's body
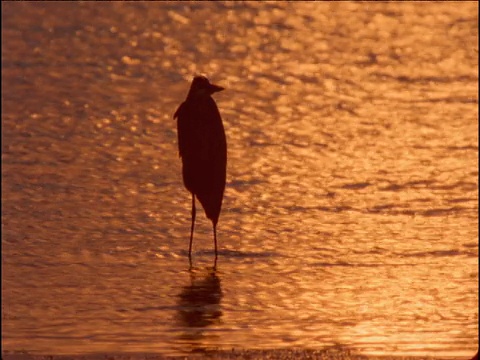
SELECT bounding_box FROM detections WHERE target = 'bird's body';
[174,76,227,261]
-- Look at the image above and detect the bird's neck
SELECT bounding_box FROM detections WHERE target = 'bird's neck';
[187,90,211,102]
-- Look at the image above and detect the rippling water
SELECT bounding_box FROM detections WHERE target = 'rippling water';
[2,2,478,358]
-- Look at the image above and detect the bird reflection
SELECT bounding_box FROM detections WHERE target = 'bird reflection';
[176,267,223,349]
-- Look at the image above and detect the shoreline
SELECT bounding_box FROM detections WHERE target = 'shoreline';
[2,348,475,360]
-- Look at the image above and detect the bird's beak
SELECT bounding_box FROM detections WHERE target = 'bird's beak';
[209,84,224,93]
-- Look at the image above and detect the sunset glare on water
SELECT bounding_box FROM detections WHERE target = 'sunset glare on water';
[1,2,478,359]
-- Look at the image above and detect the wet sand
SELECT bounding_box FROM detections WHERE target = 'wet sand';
[2,348,470,360]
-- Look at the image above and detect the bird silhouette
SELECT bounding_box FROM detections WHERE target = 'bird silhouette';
[174,76,227,263]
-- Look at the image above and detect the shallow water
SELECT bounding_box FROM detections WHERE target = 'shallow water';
[1,2,478,358]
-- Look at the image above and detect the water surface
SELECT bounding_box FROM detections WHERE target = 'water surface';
[2,2,478,358]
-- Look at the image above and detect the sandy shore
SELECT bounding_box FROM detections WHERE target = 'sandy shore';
[3,348,472,360]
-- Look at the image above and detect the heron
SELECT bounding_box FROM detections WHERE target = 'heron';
[174,76,227,262]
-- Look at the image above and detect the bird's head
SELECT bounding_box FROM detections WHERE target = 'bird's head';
[188,75,224,98]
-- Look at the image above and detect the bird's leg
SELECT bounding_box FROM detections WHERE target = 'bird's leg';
[189,194,196,260]
[213,224,218,260]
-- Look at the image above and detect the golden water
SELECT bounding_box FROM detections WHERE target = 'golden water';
[2,2,478,358]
